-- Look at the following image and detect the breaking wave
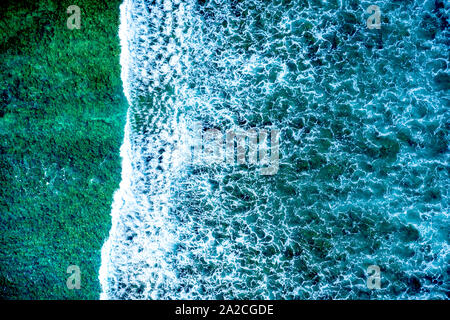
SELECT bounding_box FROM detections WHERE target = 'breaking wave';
[100,0,449,299]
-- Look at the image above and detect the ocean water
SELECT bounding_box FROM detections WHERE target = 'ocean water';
[99,0,449,299]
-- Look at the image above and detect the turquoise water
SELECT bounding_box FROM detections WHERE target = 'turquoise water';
[100,0,449,299]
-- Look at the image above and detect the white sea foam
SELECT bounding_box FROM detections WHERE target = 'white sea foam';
[99,0,449,300]
[99,0,195,299]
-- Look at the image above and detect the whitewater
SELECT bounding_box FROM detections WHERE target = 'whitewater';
[99,0,449,299]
